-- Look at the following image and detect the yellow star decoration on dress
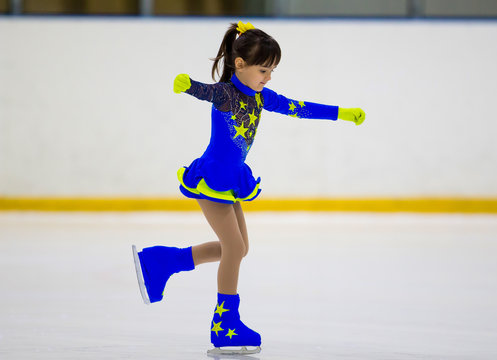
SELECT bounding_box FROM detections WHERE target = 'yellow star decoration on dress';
[214,302,230,317]
[226,328,238,339]
[299,101,306,107]
[239,100,247,110]
[231,114,237,121]
[290,113,300,118]
[248,110,258,126]
[233,122,248,139]
[288,101,297,112]
[211,321,224,336]
[255,93,262,108]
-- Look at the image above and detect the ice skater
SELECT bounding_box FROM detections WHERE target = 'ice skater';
[133,20,365,355]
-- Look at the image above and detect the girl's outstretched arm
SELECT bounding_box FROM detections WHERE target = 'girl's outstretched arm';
[262,87,365,125]
[173,74,229,109]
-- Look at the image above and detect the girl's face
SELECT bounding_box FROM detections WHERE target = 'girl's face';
[235,57,276,92]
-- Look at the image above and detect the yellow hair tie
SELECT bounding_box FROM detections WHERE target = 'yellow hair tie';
[236,21,255,35]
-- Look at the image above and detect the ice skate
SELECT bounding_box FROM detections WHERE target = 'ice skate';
[132,245,150,304]
[132,245,194,304]
[207,293,261,355]
[207,346,261,356]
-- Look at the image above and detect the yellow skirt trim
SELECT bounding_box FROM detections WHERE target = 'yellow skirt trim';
[177,167,260,203]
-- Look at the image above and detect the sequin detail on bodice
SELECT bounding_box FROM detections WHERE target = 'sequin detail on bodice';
[186,75,264,159]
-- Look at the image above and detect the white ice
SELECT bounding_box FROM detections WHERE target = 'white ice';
[1,212,497,359]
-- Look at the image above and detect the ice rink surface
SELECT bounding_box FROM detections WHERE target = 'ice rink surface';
[1,211,497,360]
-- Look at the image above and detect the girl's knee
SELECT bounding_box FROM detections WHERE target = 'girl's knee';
[222,239,246,260]
[243,243,249,257]
[238,241,248,259]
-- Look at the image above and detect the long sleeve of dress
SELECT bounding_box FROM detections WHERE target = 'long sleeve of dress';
[184,78,231,111]
[261,87,339,120]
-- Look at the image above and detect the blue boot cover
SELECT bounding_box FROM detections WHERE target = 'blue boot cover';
[138,246,194,303]
[210,293,261,348]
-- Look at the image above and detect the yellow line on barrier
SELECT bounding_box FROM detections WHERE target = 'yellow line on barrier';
[1,197,497,213]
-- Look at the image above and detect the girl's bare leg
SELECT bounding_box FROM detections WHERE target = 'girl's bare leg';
[192,241,221,265]
[192,201,249,264]
[233,201,249,256]
[194,199,247,295]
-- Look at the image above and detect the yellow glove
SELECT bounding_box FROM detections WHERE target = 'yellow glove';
[338,108,366,126]
[173,74,191,94]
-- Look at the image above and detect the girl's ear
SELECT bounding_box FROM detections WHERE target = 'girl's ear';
[234,57,246,70]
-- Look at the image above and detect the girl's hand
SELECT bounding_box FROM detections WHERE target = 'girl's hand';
[338,108,366,126]
[173,74,191,93]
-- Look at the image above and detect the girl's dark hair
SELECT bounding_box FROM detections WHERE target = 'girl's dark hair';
[211,23,281,82]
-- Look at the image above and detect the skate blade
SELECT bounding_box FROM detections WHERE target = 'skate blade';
[132,245,150,305]
[207,346,261,355]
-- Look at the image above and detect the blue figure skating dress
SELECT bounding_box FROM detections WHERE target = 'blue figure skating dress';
[177,74,339,204]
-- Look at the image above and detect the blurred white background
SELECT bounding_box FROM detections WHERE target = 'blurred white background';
[1,18,496,198]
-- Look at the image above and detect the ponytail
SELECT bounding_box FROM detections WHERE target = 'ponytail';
[211,23,239,83]
[211,22,281,83]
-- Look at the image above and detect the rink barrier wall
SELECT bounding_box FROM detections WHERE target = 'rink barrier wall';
[2,19,497,199]
[1,197,497,213]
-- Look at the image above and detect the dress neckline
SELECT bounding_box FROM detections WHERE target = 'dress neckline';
[230,74,256,97]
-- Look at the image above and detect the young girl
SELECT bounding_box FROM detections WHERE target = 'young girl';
[133,21,365,355]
